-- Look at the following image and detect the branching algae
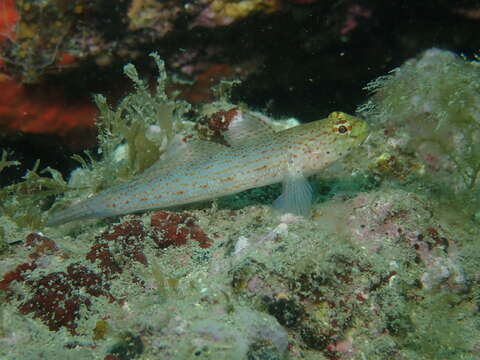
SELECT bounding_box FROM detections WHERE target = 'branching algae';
[0,53,190,228]
[358,48,480,196]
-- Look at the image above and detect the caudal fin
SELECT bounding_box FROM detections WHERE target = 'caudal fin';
[47,200,96,226]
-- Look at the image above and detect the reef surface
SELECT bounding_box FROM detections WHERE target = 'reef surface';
[0,49,479,360]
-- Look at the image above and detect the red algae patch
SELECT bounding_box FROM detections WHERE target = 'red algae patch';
[18,263,113,334]
[150,211,213,249]
[0,211,213,335]
[0,233,114,334]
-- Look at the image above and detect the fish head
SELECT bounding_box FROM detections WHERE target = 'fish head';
[320,111,368,153]
[327,111,367,142]
[295,111,369,175]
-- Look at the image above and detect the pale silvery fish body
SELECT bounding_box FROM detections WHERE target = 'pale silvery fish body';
[48,111,368,225]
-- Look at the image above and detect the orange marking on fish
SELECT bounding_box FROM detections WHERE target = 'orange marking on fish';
[254,165,268,172]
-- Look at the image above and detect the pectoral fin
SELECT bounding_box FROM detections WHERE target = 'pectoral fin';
[273,171,313,217]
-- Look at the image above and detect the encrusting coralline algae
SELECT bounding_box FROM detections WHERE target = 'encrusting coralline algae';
[0,49,480,360]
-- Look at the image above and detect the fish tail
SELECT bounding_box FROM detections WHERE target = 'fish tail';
[47,199,101,226]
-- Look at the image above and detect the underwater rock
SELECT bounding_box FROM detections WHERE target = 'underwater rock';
[107,332,144,360]
[359,48,480,195]
[224,188,474,358]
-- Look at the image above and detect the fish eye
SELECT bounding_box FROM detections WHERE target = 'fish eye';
[338,125,348,134]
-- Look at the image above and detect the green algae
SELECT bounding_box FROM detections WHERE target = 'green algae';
[358,49,480,197]
[67,52,191,197]
[0,150,20,174]
[0,159,71,228]
[0,53,191,229]
[92,53,190,185]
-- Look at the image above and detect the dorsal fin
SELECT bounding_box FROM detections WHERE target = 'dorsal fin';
[138,135,227,179]
[162,134,226,163]
[136,108,275,179]
[222,108,276,146]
